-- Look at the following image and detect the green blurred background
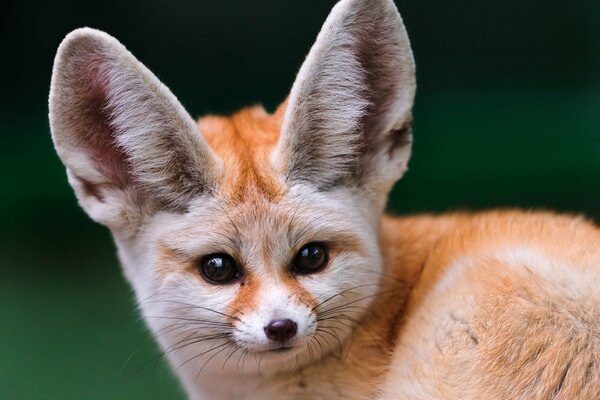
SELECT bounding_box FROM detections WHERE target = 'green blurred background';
[1,0,599,398]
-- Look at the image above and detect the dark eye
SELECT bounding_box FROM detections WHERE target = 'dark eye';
[293,243,328,275]
[198,253,239,284]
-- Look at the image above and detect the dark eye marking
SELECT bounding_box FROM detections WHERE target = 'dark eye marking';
[198,253,240,285]
[292,242,328,275]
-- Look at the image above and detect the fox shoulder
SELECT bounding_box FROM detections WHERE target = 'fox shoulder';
[379,210,600,399]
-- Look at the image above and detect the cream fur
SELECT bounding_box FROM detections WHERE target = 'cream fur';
[49,0,600,399]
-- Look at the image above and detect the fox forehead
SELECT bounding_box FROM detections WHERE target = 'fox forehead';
[151,102,376,274]
[152,187,371,264]
[197,102,288,203]
[150,180,377,319]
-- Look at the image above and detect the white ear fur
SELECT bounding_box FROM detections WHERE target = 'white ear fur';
[49,28,221,231]
[274,0,416,200]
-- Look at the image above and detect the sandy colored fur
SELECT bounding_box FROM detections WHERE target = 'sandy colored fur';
[187,106,600,399]
[378,211,600,399]
[49,1,600,398]
[197,105,286,203]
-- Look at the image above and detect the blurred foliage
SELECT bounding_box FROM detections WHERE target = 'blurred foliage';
[0,0,598,398]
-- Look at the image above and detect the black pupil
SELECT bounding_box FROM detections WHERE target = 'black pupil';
[202,255,237,283]
[295,243,327,274]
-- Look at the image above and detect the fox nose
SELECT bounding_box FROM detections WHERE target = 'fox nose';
[264,319,297,342]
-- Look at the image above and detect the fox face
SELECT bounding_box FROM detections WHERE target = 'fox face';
[143,175,384,375]
[49,0,414,388]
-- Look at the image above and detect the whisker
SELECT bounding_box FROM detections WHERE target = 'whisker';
[222,345,243,372]
[311,283,382,311]
[321,313,383,344]
[313,330,339,359]
[150,316,232,327]
[164,332,232,355]
[177,340,237,371]
[257,352,264,378]
[318,289,397,317]
[306,337,315,362]
[143,300,242,322]
[291,354,299,375]
[318,304,376,319]
[316,326,344,352]
[239,348,250,374]
[312,331,327,355]
[195,342,236,379]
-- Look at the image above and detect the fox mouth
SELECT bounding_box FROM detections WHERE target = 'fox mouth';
[262,344,296,354]
[269,346,294,353]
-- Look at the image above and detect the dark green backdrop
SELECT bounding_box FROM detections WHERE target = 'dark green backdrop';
[1,0,599,398]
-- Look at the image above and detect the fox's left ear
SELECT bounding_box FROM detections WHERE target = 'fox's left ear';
[49,28,222,232]
[274,0,415,203]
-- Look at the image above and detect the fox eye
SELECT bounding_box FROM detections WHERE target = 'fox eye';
[198,254,239,284]
[293,243,328,275]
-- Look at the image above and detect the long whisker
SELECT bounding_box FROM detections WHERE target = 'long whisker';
[311,283,382,311]
[142,300,243,322]
[146,315,233,326]
[195,342,236,379]
[316,326,344,352]
[153,321,232,340]
[177,340,237,371]
[318,304,376,319]
[318,289,397,317]
[222,345,243,372]
[313,330,339,359]
[320,313,383,344]
[165,332,233,354]
[238,347,250,374]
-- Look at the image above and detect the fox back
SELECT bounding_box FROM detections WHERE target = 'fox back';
[49,0,600,399]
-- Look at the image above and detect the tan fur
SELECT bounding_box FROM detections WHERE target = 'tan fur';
[229,271,262,318]
[197,106,283,203]
[191,107,600,399]
[377,211,600,399]
[49,1,599,398]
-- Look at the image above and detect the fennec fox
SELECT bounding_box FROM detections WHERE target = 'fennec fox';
[49,0,600,398]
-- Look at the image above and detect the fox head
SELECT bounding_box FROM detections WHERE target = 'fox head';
[49,0,415,383]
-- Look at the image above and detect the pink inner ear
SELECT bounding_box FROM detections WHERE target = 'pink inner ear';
[74,51,132,191]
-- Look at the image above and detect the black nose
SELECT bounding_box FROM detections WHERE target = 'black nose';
[264,319,297,342]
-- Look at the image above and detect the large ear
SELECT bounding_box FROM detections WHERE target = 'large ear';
[274,0,416,201]
[49,28,221,232]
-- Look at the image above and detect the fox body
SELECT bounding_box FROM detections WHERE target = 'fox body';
[49,0,600,399]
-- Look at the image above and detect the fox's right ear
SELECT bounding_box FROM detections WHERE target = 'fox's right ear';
[49,28,221,232]
[274,0,416,206]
